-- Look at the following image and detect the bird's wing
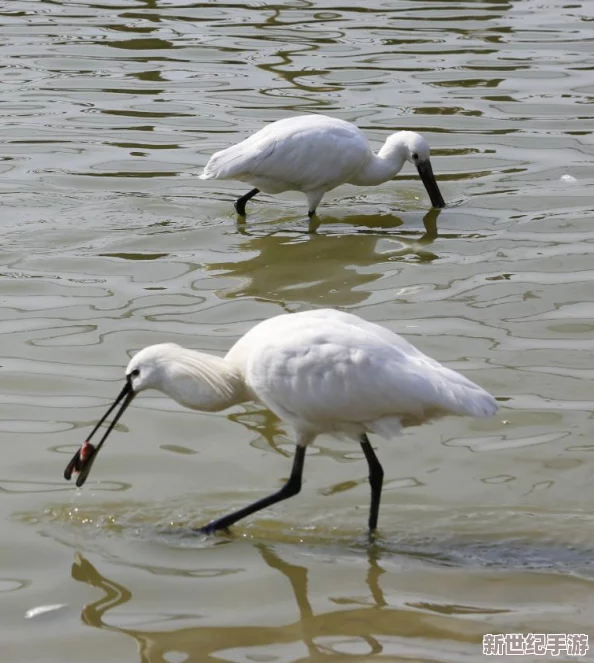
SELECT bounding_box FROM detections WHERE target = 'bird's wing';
[200,124,279,180]
[245,319,497,438]
[200,116,371,191]
[290,309,434,360]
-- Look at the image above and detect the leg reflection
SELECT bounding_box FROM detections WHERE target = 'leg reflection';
[256,543,317,657]
[256,542,389,657]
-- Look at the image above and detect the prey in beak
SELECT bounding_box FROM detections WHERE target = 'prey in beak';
[416,159,446,209]
[64,379,135,488]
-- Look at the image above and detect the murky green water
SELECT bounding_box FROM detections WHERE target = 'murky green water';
[1,1,594,661]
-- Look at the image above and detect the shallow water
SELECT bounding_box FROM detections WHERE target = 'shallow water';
[1,0,594,661]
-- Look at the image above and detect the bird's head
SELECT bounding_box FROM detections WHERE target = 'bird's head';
[124,343,179,394]
[390,131,446,209]
[399,131,432,167]
[63,344,241,488]
[62,344,188,489]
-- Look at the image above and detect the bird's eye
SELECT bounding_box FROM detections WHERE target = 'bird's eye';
[129,369,140,379]
[412,152,419,160]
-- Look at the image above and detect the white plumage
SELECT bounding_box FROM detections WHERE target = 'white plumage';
[65,309,496,535]
[227,309,495,435]
[200,115,446,217]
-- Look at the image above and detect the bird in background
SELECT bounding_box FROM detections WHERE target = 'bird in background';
[200,114,446,218]
[64,309,497,536]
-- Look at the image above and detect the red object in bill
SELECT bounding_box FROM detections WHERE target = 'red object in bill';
[78,441,96,466]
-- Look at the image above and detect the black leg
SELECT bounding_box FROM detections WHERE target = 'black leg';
[199,445,306,534]
[360,434,384,533]
[307,209,315,218]
[234,188,259,216]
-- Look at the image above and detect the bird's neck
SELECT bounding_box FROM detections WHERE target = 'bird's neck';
[348,138,407,187]
[164,351,246,413]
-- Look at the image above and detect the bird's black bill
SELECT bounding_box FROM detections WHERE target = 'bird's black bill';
[417,160,446,209]
[64,380,135,488]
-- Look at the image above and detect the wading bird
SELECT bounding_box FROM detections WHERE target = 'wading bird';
[65,309,496,535]
[199,114,446,218]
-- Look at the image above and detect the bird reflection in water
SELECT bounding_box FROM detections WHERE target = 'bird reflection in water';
[71,539,482,662]
[213,208,442,309]
[71,547,387,661]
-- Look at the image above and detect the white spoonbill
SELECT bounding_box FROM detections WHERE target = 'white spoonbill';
[64,309,496,535]
[199,114,446,218]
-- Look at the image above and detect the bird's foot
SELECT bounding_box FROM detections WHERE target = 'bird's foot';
[307,216,320,234]
[197,522,231,537]
[234,201,247,216]
[366,528,380,545]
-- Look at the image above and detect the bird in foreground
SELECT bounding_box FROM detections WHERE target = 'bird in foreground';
[64,309,496,535]
[199,114,446,218]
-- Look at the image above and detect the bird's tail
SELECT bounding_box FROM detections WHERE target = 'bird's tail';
[462,387,498,418]
[441,376,498,419]
[413,360,498,421]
